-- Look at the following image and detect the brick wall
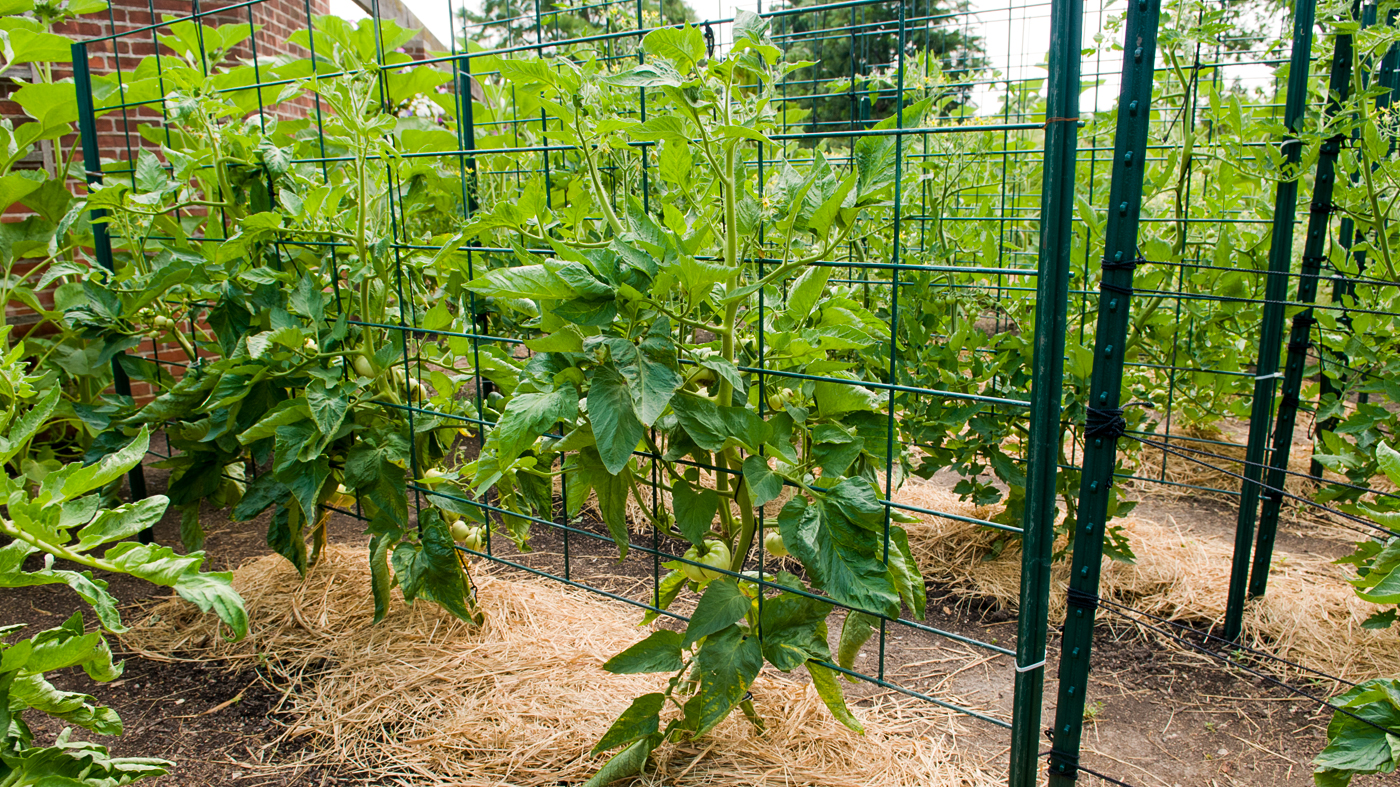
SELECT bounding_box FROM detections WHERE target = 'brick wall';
[1,1,338,401]
[2,0,446,402]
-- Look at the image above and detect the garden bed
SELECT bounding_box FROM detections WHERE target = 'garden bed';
[11,462,1391,786]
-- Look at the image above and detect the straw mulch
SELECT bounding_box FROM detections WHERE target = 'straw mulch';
[125,546,997,787]
[1123,422,1320,504]
[893,480,1399,685]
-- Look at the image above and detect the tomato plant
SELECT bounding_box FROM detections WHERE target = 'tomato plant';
[0,326,247,784]
[442,18,935,775]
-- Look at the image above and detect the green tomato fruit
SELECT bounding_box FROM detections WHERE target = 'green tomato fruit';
[764,530,789,558]
[698,539,731,581]
[464,526,484,552]
[352,355,375,378]
[451,521,485,552]
[681,540,732,583]
[765,389,794,411]
[450,520,471,542]
[681,544,707,583]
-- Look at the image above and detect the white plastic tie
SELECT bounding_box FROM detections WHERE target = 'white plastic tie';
[1255,371,1283,381]
[1015,659,1047,673]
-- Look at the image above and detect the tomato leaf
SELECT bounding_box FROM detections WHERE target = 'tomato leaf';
[757,591,831,671]
[390,511,476,624]
[603,629,685,674]
[806,660,863,733]
[681,625,762,736]
[777,494,901,618]
[742,455,783,508]
[587,365,645,476]
[591,692,665,755]
[670,477,719,546]
[682,579,750,647]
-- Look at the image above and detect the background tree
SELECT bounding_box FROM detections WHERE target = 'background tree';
[769,0,988,132]
[459,0,696,50]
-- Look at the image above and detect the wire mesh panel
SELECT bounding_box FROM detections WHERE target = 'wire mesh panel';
[443,1,1080,777]
[68,0,1078,779]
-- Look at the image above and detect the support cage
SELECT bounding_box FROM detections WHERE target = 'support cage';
[59,0,1400,783]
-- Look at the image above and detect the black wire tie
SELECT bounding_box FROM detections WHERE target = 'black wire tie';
[1048,748,1080,778]
[1085,406,1127,439]
[1066,586,1100,611]
[1101,254,1143,271]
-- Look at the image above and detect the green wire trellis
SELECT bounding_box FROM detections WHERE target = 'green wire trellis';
[68,0,1400,784]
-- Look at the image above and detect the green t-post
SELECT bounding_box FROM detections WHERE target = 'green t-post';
[1045,0,1162,782]
[1250,2,1358,599]
[1317,3,1378,478]
[1223,0,1318,643]
[1007,0,1082,781]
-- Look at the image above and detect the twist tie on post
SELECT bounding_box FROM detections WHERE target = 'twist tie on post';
[1287,340,1311,354]
[1309,202,1336,215]
[1016,659,1047,673]
[1085,406,1126,439]
[1099,254,1143,296]
[703,21,715,59]
[1255,371,1283,381]
[1100,254,1143,272]
[1066,587,1100,611]
[1043,115,1080,128]
[1048,748,1080,778]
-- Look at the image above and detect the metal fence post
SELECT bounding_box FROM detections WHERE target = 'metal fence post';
[1223,0,1318,643]
[1045,0,1162,783]
[1249,1,1357,599]
[1007,0,1083,780]
[72,41,151,539]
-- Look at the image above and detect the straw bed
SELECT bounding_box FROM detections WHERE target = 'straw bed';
[126,547,996,787]
[893,480,1399,684]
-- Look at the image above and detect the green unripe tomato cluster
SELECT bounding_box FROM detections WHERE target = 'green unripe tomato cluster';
[765,387,794,411]
[681,539,731,583]
[451,520,485,552]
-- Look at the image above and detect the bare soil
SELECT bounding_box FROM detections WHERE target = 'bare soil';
[4,451,1392,786]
